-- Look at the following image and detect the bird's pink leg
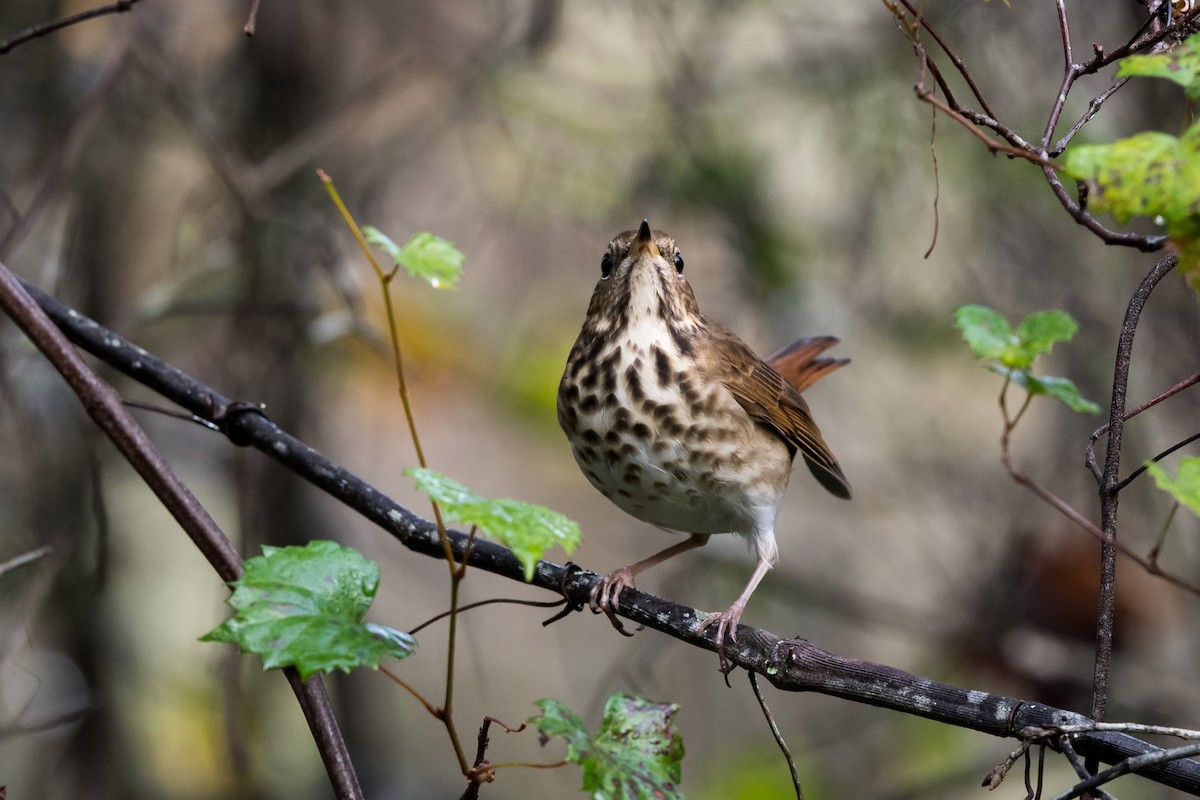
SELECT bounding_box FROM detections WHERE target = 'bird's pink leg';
[590,534,710,635]
[694,555,773,671]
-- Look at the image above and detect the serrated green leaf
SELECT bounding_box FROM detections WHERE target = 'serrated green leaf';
[1116,36,1200,99]
[364,227,464,289]
[1062,127,1200,241]
[407,468,581,581]
[955,305,1016,361]
[531,698,592,762]
[1014,310,1079,360]
[201,541,416,680]
[530,694,684,800]
[1145,457,1200,517]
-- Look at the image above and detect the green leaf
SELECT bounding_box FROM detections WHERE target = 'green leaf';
[998,369,1101,414]
[1116,36,1200,99]
[1062,127,1200,240]
[530,694,684,800]
[959,305,1099,414]
[363,227,464,289]
[407,468,581,581]
[955,305,1015,362]
[201,541,416,680]
[1014,310,1078,361]
[1145,457,1200,517]
[956,306,1080,369]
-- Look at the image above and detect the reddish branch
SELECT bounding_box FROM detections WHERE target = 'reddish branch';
[0,263,365,800]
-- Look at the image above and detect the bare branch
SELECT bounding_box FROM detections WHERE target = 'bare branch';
[0,546,53,578]
[749,671,802,800]
[1087,370,1200,483]
[244,0,263,36]
[892,0,997,118]
[0,0,145,55]
[1048,741,1200,800]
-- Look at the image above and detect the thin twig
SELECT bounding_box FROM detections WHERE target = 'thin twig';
[1031,721,1200,740]
[1115,430,1200,492]
[913,78,1061,169]
[1049,742,1200,800]
[461,716,530,798]
[1058,735,1119,800]
[0,0,144,55]
[1043,167,1167,250]
[1087,370,1200,483]
[316,170,455,567]
[409,596,567,636]
[244,0,262,36]
[124,398,222,431]
[923,82,941,259]
[1052,79,1129,156]
[1148,503,1180,567]
[1043,0,1075,149]
[379,666,441,718]
[887,0,1173,251]
[995,345,1200,598]
[1002,445,1200,595]
[893,0,997,117]
[983,739,1033,790]
[0,546,53,578]
[749,671,803,800]
[318,169,470,775]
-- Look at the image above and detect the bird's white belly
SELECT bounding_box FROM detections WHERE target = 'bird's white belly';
[566,339,791,537]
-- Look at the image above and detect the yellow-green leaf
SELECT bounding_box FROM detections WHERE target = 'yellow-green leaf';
[407,468,581,580]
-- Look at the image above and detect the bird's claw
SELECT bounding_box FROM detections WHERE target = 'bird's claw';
[694,604,745,676]
[589,568,637,637]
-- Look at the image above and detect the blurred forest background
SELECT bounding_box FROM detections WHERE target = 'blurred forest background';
[0,1,1198,798]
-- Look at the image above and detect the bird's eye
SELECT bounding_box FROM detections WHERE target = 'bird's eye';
[673,252,685,274]
[601,252,614,279]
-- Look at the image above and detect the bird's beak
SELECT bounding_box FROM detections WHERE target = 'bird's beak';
[630,219,660,258]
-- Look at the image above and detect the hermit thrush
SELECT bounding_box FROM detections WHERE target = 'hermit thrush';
[558,220,851,669]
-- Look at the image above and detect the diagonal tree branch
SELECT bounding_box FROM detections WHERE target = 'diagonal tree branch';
[20,276,1200,796]
[0,265,363,800]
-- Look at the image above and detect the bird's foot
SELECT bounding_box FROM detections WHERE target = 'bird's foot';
[589,567,637,637]
[694,602,746,676]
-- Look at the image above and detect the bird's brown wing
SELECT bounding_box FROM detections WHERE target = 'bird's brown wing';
[716,332,852,499]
